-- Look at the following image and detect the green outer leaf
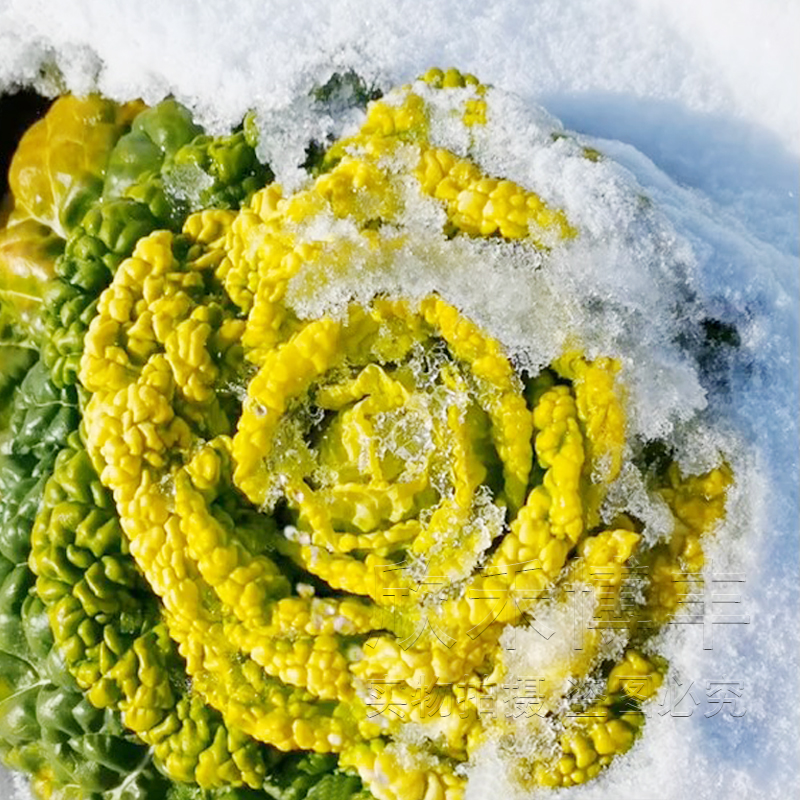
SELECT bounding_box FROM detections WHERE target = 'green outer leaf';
[103,99,203,201]
[0,355,164,800]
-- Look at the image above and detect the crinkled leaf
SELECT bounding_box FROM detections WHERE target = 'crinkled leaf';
[103,99,202,201]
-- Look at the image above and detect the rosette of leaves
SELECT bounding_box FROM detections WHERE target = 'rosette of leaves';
[1,71,734,800]
[76,72,732,799]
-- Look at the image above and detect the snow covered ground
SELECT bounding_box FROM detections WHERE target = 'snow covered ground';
[1,1,797,798]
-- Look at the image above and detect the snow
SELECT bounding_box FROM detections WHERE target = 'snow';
[1,1,797,798]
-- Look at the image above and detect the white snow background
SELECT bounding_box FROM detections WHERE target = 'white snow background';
[0,1,797,799]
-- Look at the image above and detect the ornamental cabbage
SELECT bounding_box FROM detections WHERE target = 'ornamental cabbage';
[1,71,734,800]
